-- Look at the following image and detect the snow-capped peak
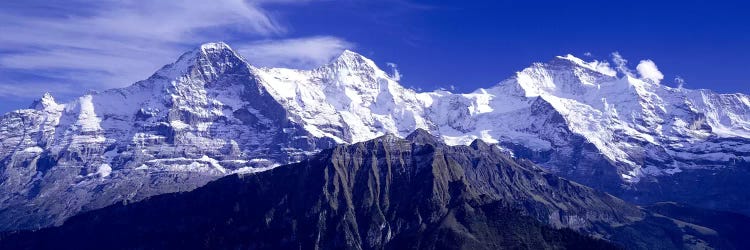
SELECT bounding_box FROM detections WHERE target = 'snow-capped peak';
[325,49,382,73]
[153,41,249,81]
[194,42,249,80]
[337,49,366,60]
[554,54,617,77]
[199,41,233,54]
[29,92,59,110]
[3,43,750,233]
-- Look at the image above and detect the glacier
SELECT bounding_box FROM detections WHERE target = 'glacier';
[1,42,749,231]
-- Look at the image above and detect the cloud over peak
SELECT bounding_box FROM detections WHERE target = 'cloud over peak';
[636,59,664,84]
[610,52,633,77]
[0,0,348,102]
[607,52,665,84]
[237,36,354,69]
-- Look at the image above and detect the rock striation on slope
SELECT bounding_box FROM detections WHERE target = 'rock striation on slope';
[1,42,749,231]
[5,130,744,250]
[0,43,337,231]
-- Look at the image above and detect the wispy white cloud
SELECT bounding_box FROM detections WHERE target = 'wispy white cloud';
[237,36,354,69]
[609,52,668,84]
[674,76,686,89]
[636,59,664,84]
[610,52,633,77]
[386,62,402,81]
[0,0,313,101]
[0,81,79,99]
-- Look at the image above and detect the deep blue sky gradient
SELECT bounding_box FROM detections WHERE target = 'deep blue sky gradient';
[1,0,748,113]
[269,0,748,93]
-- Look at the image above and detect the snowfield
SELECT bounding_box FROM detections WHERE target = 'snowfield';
[1,42,749,231]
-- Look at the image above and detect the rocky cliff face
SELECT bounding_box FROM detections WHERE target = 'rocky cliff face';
[1,42,749,231]
[249,49,750,214]
[0,43,337,231]
[5,131,744,250]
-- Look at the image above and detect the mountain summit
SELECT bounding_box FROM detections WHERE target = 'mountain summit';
[1,42,749,231]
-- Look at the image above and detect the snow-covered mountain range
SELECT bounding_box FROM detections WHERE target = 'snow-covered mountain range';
[1,42,749,231]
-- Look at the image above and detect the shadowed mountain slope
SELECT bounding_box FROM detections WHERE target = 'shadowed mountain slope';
[3,130,747,249]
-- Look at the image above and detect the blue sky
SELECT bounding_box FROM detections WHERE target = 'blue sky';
[0,0,748,113]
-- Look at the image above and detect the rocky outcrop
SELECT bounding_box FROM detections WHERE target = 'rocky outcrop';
[2,42,750,232]
[0,42,336,231]
[3,131,746,249]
